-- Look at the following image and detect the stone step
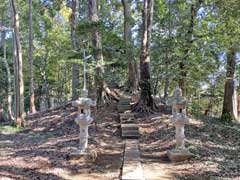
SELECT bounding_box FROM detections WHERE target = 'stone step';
[121,130,140,139]
[121,119,135,124]
[118,107,131,113]
[119,101,131,105]
[118,105,131,109]
[121,124,139,131]
[119,113,135,120]
[119,98,131,101]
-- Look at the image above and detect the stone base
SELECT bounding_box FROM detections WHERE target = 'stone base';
[167,149,194,162]
[69,149,97,162]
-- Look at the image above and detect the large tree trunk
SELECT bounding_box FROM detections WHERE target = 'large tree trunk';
[28,0,36,113]
[71,0,80,100]
[88,0,118,105]
[222,48,238,121]
[122,0,139,93]
[11,0,25,126]
[133,0,154,114]
[1,31,14,121]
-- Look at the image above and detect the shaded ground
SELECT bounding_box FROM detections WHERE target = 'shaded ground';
[1,103,240,180]
[0,103,123,180]
[138,114,240,180]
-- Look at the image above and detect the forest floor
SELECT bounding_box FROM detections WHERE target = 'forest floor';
[138,114,240,180]
[0,103,240,180]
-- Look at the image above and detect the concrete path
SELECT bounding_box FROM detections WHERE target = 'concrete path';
[122,140,145,180]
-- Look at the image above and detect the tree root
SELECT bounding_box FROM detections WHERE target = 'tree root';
[97,85,120,106]
[132,99,156,116]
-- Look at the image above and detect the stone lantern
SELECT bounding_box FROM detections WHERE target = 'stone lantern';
[72,89,96,154]
[167,87,193,162]
[71,50,97,160]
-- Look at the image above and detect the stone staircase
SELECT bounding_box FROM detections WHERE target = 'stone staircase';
[118,97,145,180]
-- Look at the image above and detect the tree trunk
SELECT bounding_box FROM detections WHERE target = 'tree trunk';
[11,0,25,126]
[71,0,80,100]
[133,0,154,114]
[1,31,14,121]
[122,0,139,93]
[28,0,36,113]
[179,3,199,96]
[40,50,49,111]
[88,0,118,105]
[222,48,238,121]
[0,104,4,122]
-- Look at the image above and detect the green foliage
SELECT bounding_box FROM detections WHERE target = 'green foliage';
[0,125,22,134]
[0,0,239,117]
[221,113,233,122]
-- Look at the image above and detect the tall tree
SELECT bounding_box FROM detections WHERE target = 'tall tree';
[133,0,154,113]
[1,30,14,120]
[88,0,117,104]
[71,0,80,100]
[122,0,139,93]
[222,47,238,120]
[11,0,25,126]
[29,0,36,113]
[178,1,202,96]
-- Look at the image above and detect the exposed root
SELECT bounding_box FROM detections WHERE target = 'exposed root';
[123,83,140,95]
[132,99,156,116]
[97,85,120,106]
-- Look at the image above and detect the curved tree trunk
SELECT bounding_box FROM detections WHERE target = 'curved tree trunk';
[133,0,154,114]
[11,0,25,126]
[222,47,238,121]
[122,0,139,93]
[29,0,36,113]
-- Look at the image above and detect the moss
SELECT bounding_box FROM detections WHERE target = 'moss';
[0,125,22,134]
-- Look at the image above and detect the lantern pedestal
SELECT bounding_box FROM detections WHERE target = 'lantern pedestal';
[167,148,193,162]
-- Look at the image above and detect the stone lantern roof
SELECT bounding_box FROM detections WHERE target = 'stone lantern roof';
[173,87,187,104]
[168,87,188,106]
[72,89,96,108]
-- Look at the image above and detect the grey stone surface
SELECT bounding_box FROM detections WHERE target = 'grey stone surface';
[122,140,145,180]
[167,149,194,162]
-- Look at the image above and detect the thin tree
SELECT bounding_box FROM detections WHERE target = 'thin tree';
[133,0,154,114]
[122,0,139,93]
[71,0,80,100]
[11,0,25,126]
[29,0,36,113]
